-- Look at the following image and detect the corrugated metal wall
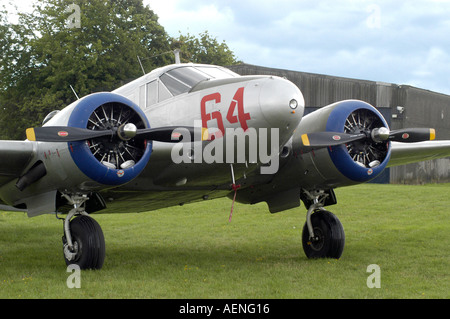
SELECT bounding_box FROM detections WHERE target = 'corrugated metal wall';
[229,63,378,106]
[228,63,450,184]
[389,86,450,184]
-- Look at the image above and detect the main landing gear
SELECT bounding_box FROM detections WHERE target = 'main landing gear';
[300,190,345,259]
[60,194,105,270]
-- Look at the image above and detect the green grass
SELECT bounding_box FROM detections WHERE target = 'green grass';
[0,183,449,299]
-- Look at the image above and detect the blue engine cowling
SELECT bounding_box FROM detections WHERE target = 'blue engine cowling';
[325,100,391,183]
[50,92,152,187]
[292,100,392,188]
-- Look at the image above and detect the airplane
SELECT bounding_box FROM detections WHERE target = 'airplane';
[1,62,450,269]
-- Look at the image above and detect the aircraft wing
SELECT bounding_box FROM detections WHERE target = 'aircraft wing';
[387,141,450,167]
[0,140,36,186]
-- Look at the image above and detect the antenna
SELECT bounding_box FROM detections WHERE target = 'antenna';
[137,55,146,75]
[70,85,80,100]
[137,50,183,72]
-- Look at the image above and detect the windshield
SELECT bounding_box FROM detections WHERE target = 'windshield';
[160,66,238,96]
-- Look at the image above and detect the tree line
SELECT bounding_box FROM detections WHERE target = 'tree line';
[0,0,240,139]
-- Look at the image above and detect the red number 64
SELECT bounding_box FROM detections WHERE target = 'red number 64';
[201,87,251,140]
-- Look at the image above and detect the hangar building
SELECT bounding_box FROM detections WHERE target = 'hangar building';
[228,63,450,184]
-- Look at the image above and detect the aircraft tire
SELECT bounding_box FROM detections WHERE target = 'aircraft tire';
[63,215,105,270]
[302,210,345,259]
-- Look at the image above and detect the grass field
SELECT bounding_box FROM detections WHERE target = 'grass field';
[0,183,448,299]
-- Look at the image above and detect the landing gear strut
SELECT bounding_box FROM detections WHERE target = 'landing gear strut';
[61,194,105,269]
[301,190,345,259]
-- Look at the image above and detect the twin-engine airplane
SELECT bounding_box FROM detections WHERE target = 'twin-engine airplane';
[2,63,450,269]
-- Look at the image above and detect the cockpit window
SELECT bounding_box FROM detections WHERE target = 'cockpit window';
[159,66,238,96]
[195,66,238,79]
[160,73,191,96]
[167,67,209,87]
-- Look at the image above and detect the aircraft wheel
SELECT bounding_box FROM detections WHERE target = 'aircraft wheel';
[62,215,105,270]
[302,210,345,259]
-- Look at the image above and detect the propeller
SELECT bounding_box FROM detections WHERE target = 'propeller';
[300,127,435,149]
[26,124,208,143]
[387,128,435,143]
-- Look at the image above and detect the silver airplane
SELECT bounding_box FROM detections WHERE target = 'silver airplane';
[1,63,449,269]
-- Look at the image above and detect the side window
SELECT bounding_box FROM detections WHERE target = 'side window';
[158,82,172,102]
[146,80,158,108]
[138,80,174,108]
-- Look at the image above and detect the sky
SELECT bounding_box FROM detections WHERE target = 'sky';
[4,0,450,95]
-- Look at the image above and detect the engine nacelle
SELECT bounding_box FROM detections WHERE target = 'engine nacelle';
[0,92,153,216]
[43,92,152,189]
[292,100,391,189]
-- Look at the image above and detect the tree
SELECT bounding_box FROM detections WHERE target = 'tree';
[0,7,36,138]
[1,0,172,139]
[171,31,241,66]
[0,0,241,139]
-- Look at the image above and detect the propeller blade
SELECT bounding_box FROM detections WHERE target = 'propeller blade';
[135,126,209,142]
[135,126,192,143]
[300,131,366,148]
[389,128,435,143]
[26,126,113,142]
[27,125,208,143]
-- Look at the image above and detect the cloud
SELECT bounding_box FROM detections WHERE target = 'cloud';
[145,0,450,95]
[147,0,235,36]
[8,0,449,94]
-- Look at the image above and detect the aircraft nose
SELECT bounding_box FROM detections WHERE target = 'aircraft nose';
[259,77,305,131]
